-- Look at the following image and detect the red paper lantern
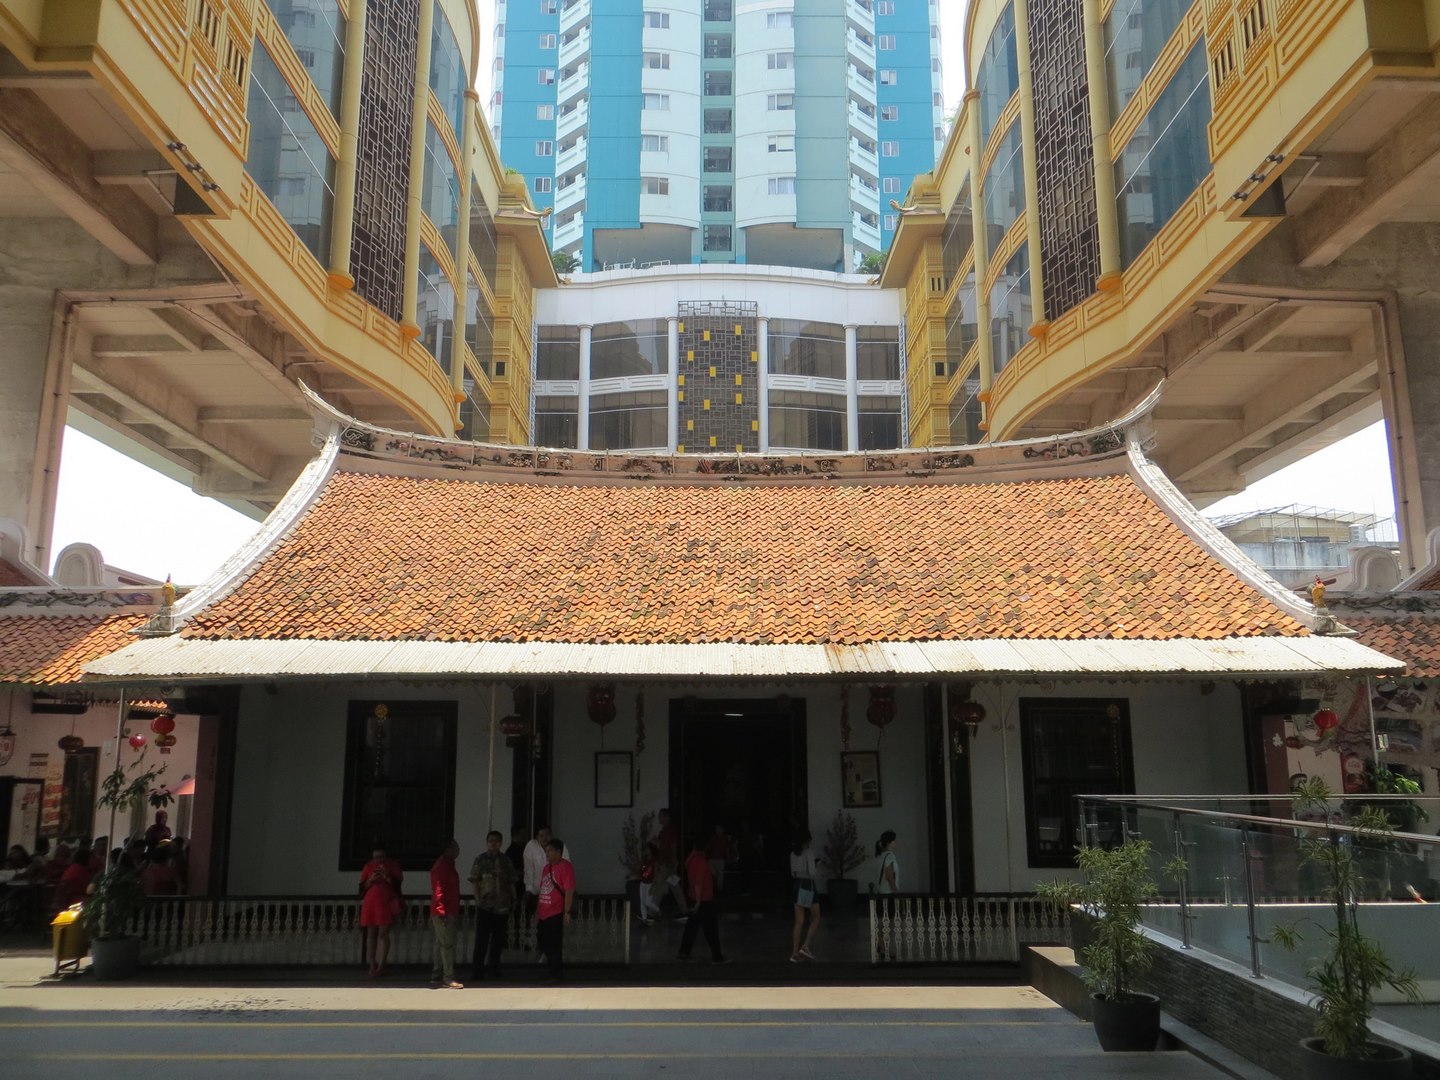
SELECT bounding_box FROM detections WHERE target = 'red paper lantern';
[587,685,616,728]
[1313,708,1340,732]
[867,685,896,729]
[128,732,147,750]
[150,713,176,736]
[500,715,528,739]
[155,733,177,754]
[57,734,84,753]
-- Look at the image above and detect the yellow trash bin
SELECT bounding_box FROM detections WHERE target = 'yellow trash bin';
[51,906,89,975]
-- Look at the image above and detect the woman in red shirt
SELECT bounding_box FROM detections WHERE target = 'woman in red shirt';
[358,845,404,978]
[54,848,93,911]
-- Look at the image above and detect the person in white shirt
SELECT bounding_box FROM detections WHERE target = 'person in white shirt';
[523,827,570,909]
[789,830,820,962]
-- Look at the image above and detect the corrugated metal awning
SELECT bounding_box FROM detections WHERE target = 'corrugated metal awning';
[82,635,1403,683]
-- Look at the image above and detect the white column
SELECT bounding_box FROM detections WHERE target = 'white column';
[844,323,860,451]
[577,324,593,450]
[667,315,680,452]
[757,316,770,452]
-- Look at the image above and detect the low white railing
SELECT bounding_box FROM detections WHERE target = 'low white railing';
[131,894,630,967]
[869,893,1071,963]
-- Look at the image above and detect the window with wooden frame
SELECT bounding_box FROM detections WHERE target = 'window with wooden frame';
[1019,697,1134,867]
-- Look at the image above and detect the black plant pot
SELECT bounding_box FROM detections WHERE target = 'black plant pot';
[91,935,142,981]
[1298,1038,1413,1079]
[1090,992,1160,1051]
[827,877,859,915]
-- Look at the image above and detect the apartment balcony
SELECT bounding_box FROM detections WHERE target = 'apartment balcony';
[559,27,590,70]
[847,66,876,105]
[556,136,587,177]
[848,100,877,143]
[847,0,875,36]
[849,138,879,178]
[853,211,881,253]
[557,64,590,108]
[846,30,876,70]
[554,174,587,216]
[557,98,589,142]
[559,0,591,35]
[850,174,879,213]
[554,212,584,252]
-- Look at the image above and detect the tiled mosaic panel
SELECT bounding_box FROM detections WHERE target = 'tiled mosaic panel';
[1028,0,1100,321]
[351,0,421,321]
[677,301,758,453]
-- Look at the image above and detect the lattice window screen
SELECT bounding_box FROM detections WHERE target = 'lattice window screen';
[677,302,759,454]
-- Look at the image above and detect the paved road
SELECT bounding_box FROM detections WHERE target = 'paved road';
[0,958,1229,1079]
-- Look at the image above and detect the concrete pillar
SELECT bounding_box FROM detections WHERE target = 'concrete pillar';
[327,0,368,290]
[400,0,436,338]
[667,316,679,452]
[845,323,860,451]
[577,323,592,450]
[0,286,66,570]
[757,316,770,452]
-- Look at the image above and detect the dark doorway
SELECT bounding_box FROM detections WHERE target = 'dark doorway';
[668,696,807,909]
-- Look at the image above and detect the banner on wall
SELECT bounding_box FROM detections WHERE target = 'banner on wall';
[40,754,63,837]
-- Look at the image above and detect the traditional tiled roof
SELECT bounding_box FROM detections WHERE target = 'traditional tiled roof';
[1336,614,1440,678]
[1409,568,1440,592]
[0,614,147,685]
[180,469,1310,645]
[0,558,42,586]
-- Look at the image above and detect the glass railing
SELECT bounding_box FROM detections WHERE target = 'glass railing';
[1075,795,1440,1043]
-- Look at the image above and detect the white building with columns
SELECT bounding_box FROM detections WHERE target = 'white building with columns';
[530,264,904,454]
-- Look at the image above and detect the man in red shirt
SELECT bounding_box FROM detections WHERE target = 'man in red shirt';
[677,833,727,964]
[428,839,463,989]
[535,838,575,981]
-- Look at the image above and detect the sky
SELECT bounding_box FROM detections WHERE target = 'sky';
[44,2,1395,584]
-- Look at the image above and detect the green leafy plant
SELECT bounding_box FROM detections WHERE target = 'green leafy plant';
[1271,777,1421,1061]
[618,810,656,879]
[97,747,172,822]
[857,252,886,275]
[80,865,146,941]
[1037,839,1183,1001]
[818,810,866,879]
[551,250,578,273]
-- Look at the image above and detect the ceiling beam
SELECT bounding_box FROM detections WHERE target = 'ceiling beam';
[198,405,312,424]
[0,87,156,265]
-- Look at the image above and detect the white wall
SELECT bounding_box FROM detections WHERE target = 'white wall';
[227,681,512,894]
[967,680,1249,892]
[735,3,797,229]
[639,7,701,228]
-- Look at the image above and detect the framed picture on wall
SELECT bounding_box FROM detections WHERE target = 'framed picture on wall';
[841,750,882,809]
[595,751,633,808]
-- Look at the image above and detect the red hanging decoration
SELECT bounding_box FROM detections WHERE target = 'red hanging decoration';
[1313,708,1340,732]
[956,700,986,730]
[150,713,176,736]
[587,685,616,728]
[57,734,84,753]
[128,732,147,750]
[155,733,177,755]
[867,685,896,730]
[500,714,527,739]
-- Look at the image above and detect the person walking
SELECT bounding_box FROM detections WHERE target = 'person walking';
[677,833,727,964]
[535,838,575,981]
[875,831,899,894]
[428,838,464,989]
[469,829,517,979]
[789,831,820,962]
[358,844,403,978]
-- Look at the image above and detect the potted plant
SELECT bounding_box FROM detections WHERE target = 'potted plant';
[1272,778,1420,1079]
[818,811,866,915]
[1037,838,1180,1052]
[85,747,171,980]
[618,810,655,920]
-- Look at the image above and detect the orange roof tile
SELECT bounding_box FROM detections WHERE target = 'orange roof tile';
[0,559,41,586]
[182,470,1309,645]
[1411,569,1440,591]
[1339,615,1440,678]
[0,614,146,685]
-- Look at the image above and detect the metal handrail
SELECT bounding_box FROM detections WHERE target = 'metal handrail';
[1078,796,1440,847]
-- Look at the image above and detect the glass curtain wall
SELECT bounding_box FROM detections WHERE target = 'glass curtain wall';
[945,269,978,377]
[536,326,581,380]
[466,271,492,374]
[769,321,846,379]
[416,246,455,375]
[535,396,579,447]
[941,181,973,292]
[590,320,669,379]
[769,390,847,450]
[975,3,1019,150]
[856,327,900,381]
[430,1,468,137]
[422,124,460,254]
[858,396,902,450]
[589,391,668,450]
[982,122,1025,250]
[271,0,346,117]
[246,40,336,261]
[949,377,983,444]
[1103,0,1190,118]
[989,246,1031,375]
[1114,43,1211,266]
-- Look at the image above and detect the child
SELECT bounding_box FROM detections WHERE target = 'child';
[637,842,661,925]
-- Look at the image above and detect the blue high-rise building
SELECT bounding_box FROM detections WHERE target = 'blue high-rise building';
[491,0,944,272]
